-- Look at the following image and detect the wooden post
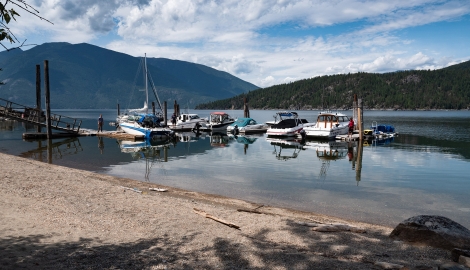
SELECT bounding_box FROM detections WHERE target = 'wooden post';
[152,101,155,115]
[174,100,177,116]
[36,65,42,133]
[243,97,250,118]
[176,104,180,116]
[357,98,363,140]
[164,101,168,126]
[44,60,52,139]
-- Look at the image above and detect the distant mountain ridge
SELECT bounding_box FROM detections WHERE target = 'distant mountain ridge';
[0,42,258,109]
[196,60,470,111]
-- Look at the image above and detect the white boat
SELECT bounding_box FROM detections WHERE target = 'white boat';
[303,111,350,139]
[206,112,235,132]
[265,111,296,126]
[170,113,208,131]
[266,112,312,137]
[119,113,174,139]
[226,117,268,134]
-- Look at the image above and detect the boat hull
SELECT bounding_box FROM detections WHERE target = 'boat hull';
[119,122,173,139]
[266,126,303,137]
[304,125,349,139]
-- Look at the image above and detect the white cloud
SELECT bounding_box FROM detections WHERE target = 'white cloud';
[4,0,470,87]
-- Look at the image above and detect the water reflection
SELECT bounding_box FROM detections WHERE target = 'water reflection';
[118,138,173,181]
[228,134,261,155]
[265,137,305,160]
[19,137,83,162]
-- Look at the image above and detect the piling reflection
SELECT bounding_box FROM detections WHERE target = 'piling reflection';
[228,134,261,155]
[118,138,174,181]
[19,137,83,163]
[209,132,230,147]
[305,140,352,180]
[265,137,305,161]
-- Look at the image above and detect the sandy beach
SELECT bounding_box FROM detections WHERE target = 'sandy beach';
[0,152,453,269]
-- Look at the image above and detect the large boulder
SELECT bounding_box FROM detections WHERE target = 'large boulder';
[389,215,470,250]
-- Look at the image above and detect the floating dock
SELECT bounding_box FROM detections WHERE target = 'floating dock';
[23,130,144,141]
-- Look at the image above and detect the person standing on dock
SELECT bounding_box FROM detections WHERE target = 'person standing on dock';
[348,117,354,136]
[98,114,104,132]
[171,113,177,127]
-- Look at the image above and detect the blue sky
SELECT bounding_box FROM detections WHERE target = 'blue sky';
[2,0,470,87]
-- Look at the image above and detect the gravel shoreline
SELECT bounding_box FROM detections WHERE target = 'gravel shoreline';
[0,152,452,269]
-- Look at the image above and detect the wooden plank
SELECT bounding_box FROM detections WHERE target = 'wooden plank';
[193,208,240,229]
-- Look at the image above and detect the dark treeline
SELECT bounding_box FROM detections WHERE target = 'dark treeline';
[196,60,470,110]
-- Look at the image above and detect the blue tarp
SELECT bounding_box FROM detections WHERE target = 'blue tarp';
[374,125,395,133]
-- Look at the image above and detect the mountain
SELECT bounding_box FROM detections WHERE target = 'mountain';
[0,42,259,109]
[196,60,470,110]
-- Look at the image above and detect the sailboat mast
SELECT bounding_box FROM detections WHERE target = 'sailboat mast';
[144,53,149,114]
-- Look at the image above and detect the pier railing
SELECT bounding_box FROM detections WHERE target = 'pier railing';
[0,98,82,133]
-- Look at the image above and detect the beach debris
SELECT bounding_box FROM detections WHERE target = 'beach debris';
[193,208,240,230]
[373,261,404,269]
[119,186,142,193]
[237,208,262,214]
[149,187,168,192]
[237,204,264,214]
[389,215,470,250]
[311,223,366,233]
[294,221,321,227]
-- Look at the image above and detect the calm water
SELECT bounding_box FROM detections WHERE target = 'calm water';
[1,109,470,228]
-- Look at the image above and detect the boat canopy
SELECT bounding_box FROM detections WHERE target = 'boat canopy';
[277,111,298,117]
[230,118,257,127]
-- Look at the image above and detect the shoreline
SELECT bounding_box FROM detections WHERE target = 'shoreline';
[0,152,452,269]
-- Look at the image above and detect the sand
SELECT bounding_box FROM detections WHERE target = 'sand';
[0,152,453,269]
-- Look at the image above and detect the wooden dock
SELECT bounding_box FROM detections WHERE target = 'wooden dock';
[23,130,144,141]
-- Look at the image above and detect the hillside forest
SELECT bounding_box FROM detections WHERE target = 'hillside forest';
[196,60,470,110]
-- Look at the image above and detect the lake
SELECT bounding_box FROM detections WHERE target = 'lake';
[1,109,469,228]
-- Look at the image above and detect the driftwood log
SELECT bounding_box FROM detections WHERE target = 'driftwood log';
[193,208,240,229]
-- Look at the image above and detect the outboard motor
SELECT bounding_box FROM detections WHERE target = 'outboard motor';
[299,129,306,140]
[232,125,239,135]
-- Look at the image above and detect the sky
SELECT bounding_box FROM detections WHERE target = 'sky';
[2,0,470,87]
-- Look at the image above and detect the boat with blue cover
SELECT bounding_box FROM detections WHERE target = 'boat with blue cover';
[226,117,268,134]
[364,121,397,140]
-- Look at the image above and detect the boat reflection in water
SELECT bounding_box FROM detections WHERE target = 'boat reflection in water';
[209,132,230,147]
[118,137,174,181]
[228,133,262,155]
[265,137,305,161]
[305,140,357,180]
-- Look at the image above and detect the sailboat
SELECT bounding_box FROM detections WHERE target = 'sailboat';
[118,54,174,139]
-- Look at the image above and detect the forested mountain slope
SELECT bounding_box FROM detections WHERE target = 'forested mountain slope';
[0,42,258,109]
[196,61,470,110]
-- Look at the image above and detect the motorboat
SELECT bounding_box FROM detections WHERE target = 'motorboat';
[170,113,208,131]
[364,121,397,140]
[303,111,350,139]
[265,111,311,127]
[226,117,268,134]
[266,112,312,137]
[206,112,235,132]
[119,113,174,139]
